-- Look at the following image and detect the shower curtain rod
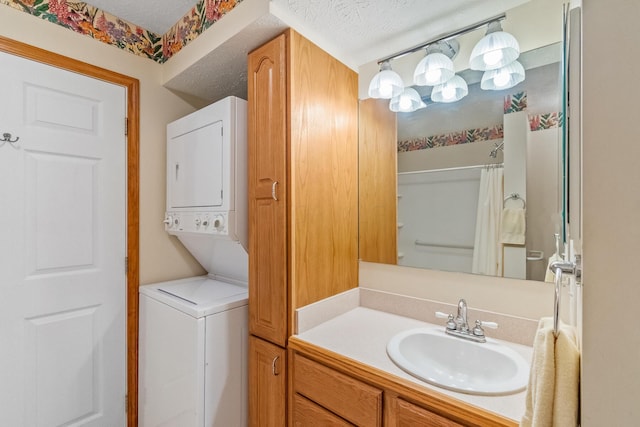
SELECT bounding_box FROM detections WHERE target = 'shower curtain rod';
[398,163,503,175]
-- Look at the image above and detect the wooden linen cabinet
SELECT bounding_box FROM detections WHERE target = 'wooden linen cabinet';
[247,29,359,426]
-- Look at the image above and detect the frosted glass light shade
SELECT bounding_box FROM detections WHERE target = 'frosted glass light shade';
[481,60,525,90]
[469,21,520,71]
[414,52,455,86]
[431,75,468,103]
[389,88,426,112]
[368,61,404,99]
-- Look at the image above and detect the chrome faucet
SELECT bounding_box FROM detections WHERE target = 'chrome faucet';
[435,298,498,343]
[455,298,469,332]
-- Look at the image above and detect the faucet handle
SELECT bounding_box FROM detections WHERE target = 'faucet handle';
[436,312,456,330]
[479,320,498,329]
[472,319,499,337]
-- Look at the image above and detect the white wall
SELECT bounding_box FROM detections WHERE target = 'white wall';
[0,6,206,285]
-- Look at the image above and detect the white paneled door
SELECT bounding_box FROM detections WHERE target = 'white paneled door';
[0,51,127,426]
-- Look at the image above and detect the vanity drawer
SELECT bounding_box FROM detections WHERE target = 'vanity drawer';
[293,353,382,427]
[388,397,465,427]
[292,393,354,426]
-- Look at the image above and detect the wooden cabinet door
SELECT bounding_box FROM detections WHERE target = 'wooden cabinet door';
[249,336,287,427]
[248,33,288,346]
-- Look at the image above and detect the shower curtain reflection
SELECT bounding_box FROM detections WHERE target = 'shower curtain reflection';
[472,164,504,276]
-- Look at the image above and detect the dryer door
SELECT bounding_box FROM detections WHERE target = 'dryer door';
[168,120,224,209]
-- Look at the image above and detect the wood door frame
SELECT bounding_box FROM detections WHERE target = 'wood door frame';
[0,36,140,427]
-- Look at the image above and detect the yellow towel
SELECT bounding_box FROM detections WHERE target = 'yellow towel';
[544,253,563,283]
[520,317,580,427]
[501,207,526,245]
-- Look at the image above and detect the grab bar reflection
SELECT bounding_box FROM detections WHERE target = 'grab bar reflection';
[414,240,473,250]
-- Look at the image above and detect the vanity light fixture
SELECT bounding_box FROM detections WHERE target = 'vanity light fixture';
[431,75,468,103]
[469,21,520,71]
[368,60,404,99]
[480,60,525,90]
[389,87,427,112]
[369,13,525,110]
[413,40,458,86]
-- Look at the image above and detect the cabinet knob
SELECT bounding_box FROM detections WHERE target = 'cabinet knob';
[272,355,280,376]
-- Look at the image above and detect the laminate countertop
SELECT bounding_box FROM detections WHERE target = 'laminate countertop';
[294,289,534,423]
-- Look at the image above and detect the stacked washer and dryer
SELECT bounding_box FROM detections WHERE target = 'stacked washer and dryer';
[139,96,249,427]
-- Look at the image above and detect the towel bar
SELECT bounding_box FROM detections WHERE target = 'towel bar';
[549,258,581,337]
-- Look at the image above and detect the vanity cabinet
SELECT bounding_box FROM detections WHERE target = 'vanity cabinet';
[293,394,355,426]
[289,340,518,427]
[247,29,359,425]
[293,353,382,426]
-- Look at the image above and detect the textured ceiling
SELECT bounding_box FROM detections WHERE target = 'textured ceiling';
[272,0,485,64]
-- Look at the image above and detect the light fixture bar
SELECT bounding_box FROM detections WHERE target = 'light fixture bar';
[376,13,507,65]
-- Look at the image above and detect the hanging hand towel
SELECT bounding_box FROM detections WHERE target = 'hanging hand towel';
[501,207,526,245]
[520,317,580,427]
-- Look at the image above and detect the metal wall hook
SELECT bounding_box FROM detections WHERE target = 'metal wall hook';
[2,133,19,143]
[1,132,20,148]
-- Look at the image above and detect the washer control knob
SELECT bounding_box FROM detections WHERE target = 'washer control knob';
[202,217,210,228]
[213,215,224,230]
[163,215,173,227]
[173,216,180,228]
[194,217,201,227]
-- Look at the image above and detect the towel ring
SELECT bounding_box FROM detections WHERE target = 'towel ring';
[504,193,525,209]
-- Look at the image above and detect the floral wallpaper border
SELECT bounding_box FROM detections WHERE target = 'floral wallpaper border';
[529,112,564,131]
[398,126,504,152]
[504,91,528,114]
[399,91,563,153]
[398,114,563,153]
[0,0,243,63]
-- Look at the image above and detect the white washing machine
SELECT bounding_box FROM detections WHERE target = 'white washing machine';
[139,96,249,426]
[139,276,248,427]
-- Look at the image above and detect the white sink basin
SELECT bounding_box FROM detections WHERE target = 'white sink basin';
[386,327,530,396]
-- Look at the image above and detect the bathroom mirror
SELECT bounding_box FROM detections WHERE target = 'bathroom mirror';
[359,0,566,282]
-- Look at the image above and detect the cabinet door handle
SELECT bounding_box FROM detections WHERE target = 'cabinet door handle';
[271,181,279,201]
[272,356,280,376]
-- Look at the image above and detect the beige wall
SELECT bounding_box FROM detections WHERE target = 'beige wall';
[582,0,640,424]
[0,6,205,285]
